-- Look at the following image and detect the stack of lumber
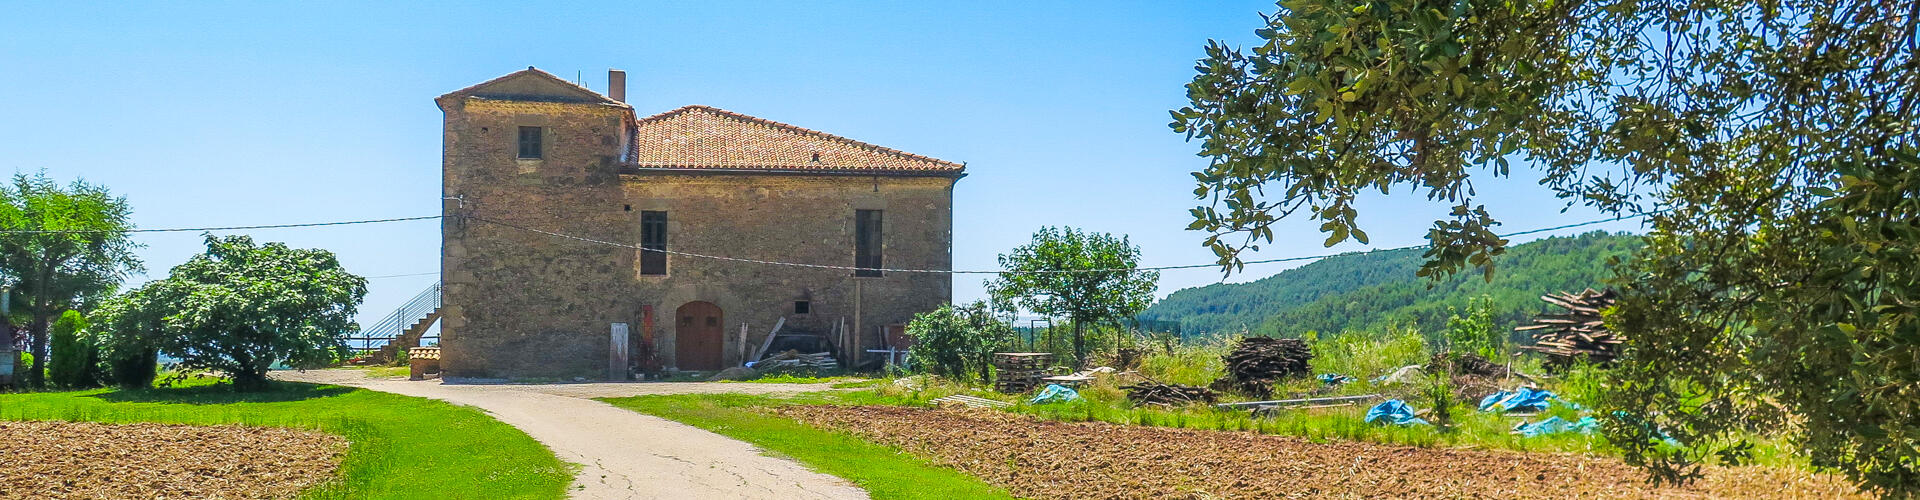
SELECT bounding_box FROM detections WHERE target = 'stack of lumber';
[1516,289,1623,364]
[1213,337,1312,398]
[1122,382,1218,406]
[992,352,1054,393]
[756,350,837,371]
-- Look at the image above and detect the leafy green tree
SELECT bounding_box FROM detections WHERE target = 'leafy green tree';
[1175,1,1918,493]
[987,227,1158,367]
[47,309,98,388]
[110,235,366,391]
[906,301,1015,384]
[86,287,161,389]
[0,173,141,387]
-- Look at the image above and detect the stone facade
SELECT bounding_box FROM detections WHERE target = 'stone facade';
[437,68,960,379]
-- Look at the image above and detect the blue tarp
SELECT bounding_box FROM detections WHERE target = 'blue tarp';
[1478,387,1579,413]
[1318,373,1356,386]
[1513,416,1600,437]
[1029,384,1082,404]
[1365,399,1431,426]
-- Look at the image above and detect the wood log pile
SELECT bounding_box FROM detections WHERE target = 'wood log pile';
[1122,382,1218,407]
[756,350,837,372]
[992,352,1054,393]
[1212,337,1312,399]
[1516,288,1623,365]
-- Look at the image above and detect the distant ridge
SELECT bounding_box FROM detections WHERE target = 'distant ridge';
[1138,231,1640,337]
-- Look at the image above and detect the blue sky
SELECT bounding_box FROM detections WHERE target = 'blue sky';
[1,1,1642,325]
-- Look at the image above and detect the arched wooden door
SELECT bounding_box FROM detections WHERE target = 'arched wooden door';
[674,301,724,371]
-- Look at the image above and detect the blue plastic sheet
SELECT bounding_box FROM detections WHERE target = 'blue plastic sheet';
[1364,399,1431,426]
[1028,384,1082,404]
[1317,373,1356,386]
[1513,416,1599,437]
[1478,387,1575,413]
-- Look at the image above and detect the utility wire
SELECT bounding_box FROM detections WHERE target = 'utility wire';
[0,215,442,234]
[469,212,1649,275]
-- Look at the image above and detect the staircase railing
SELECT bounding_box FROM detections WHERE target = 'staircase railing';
[349,282,443,353]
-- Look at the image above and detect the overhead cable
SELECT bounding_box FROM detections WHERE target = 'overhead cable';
[0,215,442,234]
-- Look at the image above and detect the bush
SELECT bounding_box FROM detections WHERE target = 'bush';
[48,310,100,388]
[1443,295,1503,360]
[907,301,1015,384]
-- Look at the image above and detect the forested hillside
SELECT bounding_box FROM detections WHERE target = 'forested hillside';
[1139,232,1639,337]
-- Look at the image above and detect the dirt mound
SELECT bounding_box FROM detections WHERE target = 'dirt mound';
[0,420,345,499]
[777,405,1861,499]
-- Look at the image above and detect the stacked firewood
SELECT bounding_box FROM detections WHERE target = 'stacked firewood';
[1122,382,1218,407]
[1516,288,1623,364]
[1212,337,1312,399]
[757,350,838,371]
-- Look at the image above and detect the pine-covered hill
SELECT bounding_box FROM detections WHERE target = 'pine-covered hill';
[1138,231,1640,337]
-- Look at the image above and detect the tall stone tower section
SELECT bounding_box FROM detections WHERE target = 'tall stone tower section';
[435,68,638,379]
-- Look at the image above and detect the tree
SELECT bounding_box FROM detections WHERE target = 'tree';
[906,301,1015,384]
[987,227,1158,367]
[47,309,98,388]
[1443,295,1501,361]
[86,287,161,389]
[111,235,366,391]
[1174,1,1918,493]
[0,172,141,388]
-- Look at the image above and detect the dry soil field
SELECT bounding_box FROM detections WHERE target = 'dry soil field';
[0,421,345,500]
[780,405,1862,499]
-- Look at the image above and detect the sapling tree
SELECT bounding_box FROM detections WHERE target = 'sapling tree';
[987,227,1158,367]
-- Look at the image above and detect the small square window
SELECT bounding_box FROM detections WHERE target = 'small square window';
[794,301,811,314]
[518,126,543,159]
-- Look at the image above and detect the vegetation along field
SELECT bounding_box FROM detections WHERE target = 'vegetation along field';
[0,378,570,499]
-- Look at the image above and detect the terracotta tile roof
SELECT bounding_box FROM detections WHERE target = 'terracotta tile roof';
[625,105,963,175]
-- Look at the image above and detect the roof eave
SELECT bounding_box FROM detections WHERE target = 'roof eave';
[620,166,966,179]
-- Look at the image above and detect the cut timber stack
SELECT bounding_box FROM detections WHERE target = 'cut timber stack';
[1516,288,1622,365]
[1213,337,1312,399]
[757,350,837,372]
[992,352,1054,394]
[1122,382,1218,407]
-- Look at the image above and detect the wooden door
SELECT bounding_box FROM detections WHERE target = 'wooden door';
[674,301,724,370]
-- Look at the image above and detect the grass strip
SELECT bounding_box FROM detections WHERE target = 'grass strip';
[0,379,570,500]
[600,393,1010,500]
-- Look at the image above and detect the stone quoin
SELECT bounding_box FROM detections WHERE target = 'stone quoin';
[436,67,960,379]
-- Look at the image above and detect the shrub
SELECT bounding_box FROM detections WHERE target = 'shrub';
[48,310,99,388]
[907,301,1015,384]
[1444,295,1503,360]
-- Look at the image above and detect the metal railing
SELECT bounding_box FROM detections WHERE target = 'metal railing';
[349,282,442,352]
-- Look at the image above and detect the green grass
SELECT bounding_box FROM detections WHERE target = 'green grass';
[0,378,570,500]
[716,373,863,384]
[600,392,1010,500]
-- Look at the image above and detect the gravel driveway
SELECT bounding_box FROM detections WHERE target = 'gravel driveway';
[274,369,866,500]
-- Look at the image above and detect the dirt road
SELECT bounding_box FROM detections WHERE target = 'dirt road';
[273,369,866,500]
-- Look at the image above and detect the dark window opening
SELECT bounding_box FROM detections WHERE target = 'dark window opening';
[794,301,811,314]
[854,209,883,277]
[518,126,543,159]
[640,211,667,275]
[704,316,717,327]
[623,204,632,212]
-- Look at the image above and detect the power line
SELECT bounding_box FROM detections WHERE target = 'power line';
[0,215,442,234]
[364,271,441,279]
[469,212,1648,275]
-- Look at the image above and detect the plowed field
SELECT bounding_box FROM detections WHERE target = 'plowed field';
[779,405,1860,499]
[0,421,346,500]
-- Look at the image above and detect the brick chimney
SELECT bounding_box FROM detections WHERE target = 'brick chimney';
[607,69,626,102]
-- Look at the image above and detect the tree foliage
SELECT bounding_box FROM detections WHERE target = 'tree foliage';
[1443,295,1501,361]
[0,172,141,387]
[1177,0,1919,493]
[906,301,1016,384]
[986,227,1159,366]
[98,235,366,391]
[86,286,161,389]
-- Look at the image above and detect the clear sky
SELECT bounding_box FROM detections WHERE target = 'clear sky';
[1,1,1643,325]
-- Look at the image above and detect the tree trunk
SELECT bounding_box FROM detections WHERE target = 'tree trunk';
[1071,319,1087,369]
[24,281,50,388]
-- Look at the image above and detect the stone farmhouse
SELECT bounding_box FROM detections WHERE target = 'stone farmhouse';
[435,67,962,379]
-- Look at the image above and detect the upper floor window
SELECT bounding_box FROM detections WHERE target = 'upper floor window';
[640,211,667,275]
[518,126,543,159]
[854,209,883,277]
